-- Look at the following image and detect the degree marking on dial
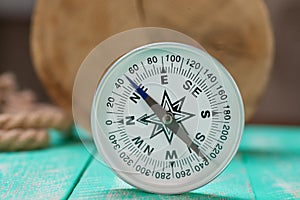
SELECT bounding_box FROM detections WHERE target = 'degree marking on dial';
[175,160,179,168]
[152,160,157,175]
[199,79,206,87]
[211,107,218,110]
[202,150,211,161]
[209,99,217,104]
[176,67,180,74]
[183,69,187,77]
[212,117,220,121]
[140,73,145,80]
[108,129,124,135]
[209,130,217,137]
[118,135,127,142]
[190,73,195,80]
[211,123,219,129]
[187,158,194,173]
[214,120,229,124]
[145,157,150,166]
[171,163,175,178]
[170,63,175,73]
[136,73,143,82]
[211,101,228,107]
[150,68,154,76]
[112,91,127,100]
[186,68,192,78]
[117,140,130,149]
[183,157,187,165]
[206,136,213,144]
[106,111,123,115]
[123,85,132,95]
[209,136,224,144]
[158,161,163,169]
[180,68,185,76]
[206,91,214,98]
[115,102,125,107]
[205,81,218,93]
[133,152,143,168]
[192,67,204,82]
[129,148,137,156]
[179,159,185,170]
[128,145,134,151]
[209,126,218,134]
[141,61,149,78]
[117,106,124,114]
[119,98,127,105]
[203,142,213,150]
[195,77,201,84]
[191,155,195,161]
[151,65,156,75]
[119,131,126,137]
[150,158,154,166]
[179,58,184,74]
[192,154,201,162]
[161,56,167,73]
[208,97,216,104]
[202,84,208,91]
[211,127,221,133]
[134,148,139,156]
[153,64,159,75]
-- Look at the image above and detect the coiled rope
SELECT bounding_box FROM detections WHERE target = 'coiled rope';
[0,73,72,151]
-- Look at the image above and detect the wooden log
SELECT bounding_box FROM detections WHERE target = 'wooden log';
[31,0,274,122]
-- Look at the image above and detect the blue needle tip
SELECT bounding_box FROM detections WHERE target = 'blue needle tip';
[125,75,148,100]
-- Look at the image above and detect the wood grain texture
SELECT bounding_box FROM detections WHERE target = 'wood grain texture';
[31,0,274,122]
[1,126,299,199]
[239,126,300,199]
[0,140,95,199]
[69,153,254,199]
[69,125,300,199]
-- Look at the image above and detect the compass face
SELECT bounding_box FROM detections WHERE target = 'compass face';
[146,90,195,144]
[91,42,244,194]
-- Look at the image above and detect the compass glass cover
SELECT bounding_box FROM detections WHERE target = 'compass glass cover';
[91,42,244,194]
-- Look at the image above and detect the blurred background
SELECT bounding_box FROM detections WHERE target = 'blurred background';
[0,0,299,125]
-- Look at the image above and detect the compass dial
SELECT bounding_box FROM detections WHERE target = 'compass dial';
[91,42,244,194]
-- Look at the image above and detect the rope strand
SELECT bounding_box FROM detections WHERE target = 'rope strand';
[0,109,72,131]
[0,72,73,151]
[0,128,49,151]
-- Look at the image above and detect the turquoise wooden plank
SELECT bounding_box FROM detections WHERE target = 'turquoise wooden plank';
[239,125,300,153]
[69,152,254,199]
[243,153,300,199]
[2,125,298,199]
[70,125,300,199]
[239,125,300,199]
[0,129,95,200]
[194,153,255,199]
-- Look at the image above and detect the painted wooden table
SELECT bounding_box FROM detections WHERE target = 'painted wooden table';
[0,125,299,199]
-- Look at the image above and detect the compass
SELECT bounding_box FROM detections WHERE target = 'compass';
[91,42,244,194]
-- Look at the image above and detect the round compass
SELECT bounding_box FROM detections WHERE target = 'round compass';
[91,42,244,194]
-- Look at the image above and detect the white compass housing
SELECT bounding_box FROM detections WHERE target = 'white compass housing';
[91,42,244,194]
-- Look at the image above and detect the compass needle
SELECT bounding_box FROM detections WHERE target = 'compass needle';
[90,42,244,194]
[127,75,205,157]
